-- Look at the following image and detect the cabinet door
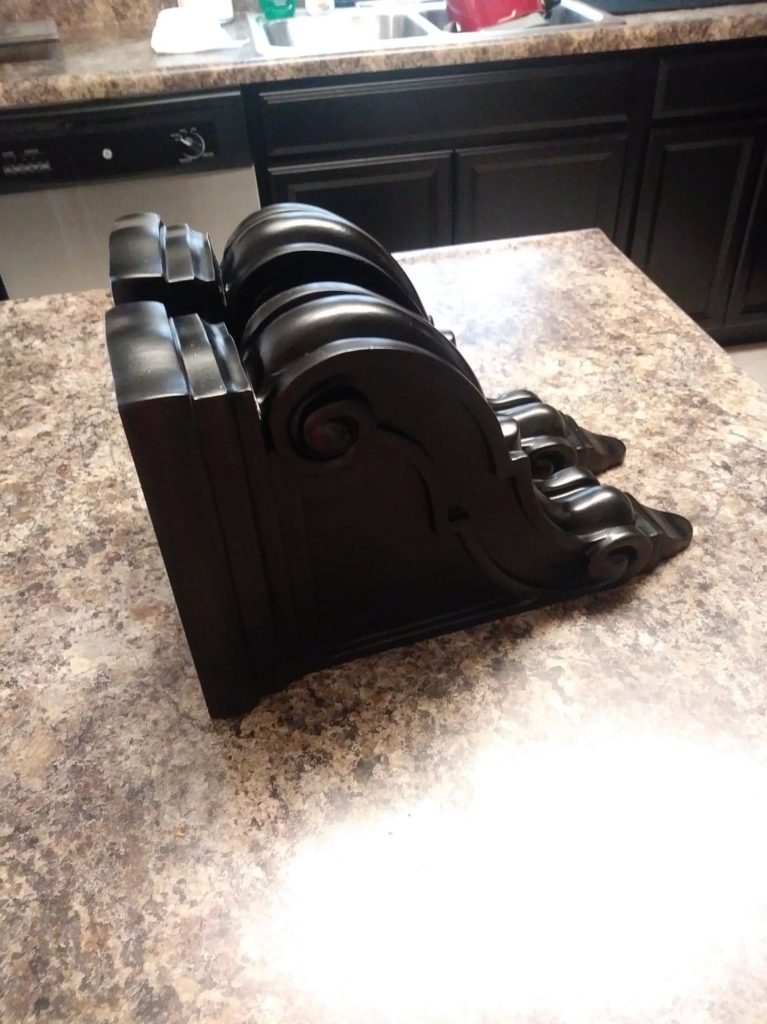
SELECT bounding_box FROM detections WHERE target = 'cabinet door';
[725,140,767,335]
[266,151,452,253]
[631,124,756,328]
[454,135,629,246]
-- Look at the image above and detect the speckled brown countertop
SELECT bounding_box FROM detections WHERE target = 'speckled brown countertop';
[1,2,766,109]
[2,229,767,1024]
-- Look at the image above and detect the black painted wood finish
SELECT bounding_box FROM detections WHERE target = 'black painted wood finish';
[105,204,692,717]
[454,135,629,246]
[109,211,226,322]
[653,49,767,120]
[245,40,767,344]
[631,123,757,329]
[724,139,767,340]
[253,62,636,160]
[247,56,646,254]
[266,151,453,252]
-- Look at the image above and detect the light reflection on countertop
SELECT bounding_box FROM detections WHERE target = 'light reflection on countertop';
[242,729,767,1021]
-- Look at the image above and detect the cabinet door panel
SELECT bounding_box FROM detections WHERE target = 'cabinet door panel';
[726,143,767,328]
[454,135,628,246]
[266,151,452,252]
[631,125,754,326]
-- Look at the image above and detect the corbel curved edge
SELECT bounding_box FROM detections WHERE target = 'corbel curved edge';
[260,334,692,604]
[107,207,627,483]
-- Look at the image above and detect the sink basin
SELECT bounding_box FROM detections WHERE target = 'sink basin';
[248,0,622,56]
[420,0,622,33]
[249,10,430,53]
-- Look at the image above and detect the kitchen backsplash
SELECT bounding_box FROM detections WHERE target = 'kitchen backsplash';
[1,0,257,32]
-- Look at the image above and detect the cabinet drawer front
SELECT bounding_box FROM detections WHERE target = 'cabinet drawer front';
[256,62,636,158]
[655,49,767,119]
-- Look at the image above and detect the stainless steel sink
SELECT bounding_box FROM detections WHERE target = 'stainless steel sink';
[248,10,431,54]
[248,0,622,56]
[419,0,622,33]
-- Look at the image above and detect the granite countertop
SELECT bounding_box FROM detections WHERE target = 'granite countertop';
[1,2,766,109]
[2,229,767,1023]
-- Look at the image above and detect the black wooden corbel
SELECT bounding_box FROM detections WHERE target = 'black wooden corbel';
[105,203,691,717]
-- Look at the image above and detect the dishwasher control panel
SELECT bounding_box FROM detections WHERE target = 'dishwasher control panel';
[69,123,216,178]
[1,147,52,178]
[0,92,252,193]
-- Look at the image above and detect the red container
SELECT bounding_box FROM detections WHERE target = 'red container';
[446,0,544,30]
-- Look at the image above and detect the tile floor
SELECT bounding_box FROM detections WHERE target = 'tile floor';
[728,342,767,389]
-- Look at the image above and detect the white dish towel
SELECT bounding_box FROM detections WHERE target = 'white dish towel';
[151,7,247,54]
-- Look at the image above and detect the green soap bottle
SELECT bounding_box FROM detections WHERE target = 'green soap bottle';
[260,0,296,17]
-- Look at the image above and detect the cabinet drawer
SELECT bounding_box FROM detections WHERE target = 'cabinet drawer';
[255,61,637,159]
[655,48,767,119]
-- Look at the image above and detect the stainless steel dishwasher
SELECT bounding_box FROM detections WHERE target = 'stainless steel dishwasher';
[0,90,260,299]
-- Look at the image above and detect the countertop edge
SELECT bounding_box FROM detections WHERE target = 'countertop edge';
[1,3,766,110]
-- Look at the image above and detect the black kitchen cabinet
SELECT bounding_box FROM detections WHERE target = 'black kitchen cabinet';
[266,151,453,252]
[631,45,767,341]
[631,123,756,329]
[247,56,644,252]
[246,40,767,344]
[723,141,767,341]
[454,134,630,246]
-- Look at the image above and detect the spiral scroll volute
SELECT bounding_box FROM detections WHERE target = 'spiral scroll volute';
[584,526,654,582]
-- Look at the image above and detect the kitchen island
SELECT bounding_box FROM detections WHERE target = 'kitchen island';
[2,229,767,1024]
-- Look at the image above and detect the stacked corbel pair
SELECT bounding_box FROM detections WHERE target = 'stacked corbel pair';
[105,203,691,717]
